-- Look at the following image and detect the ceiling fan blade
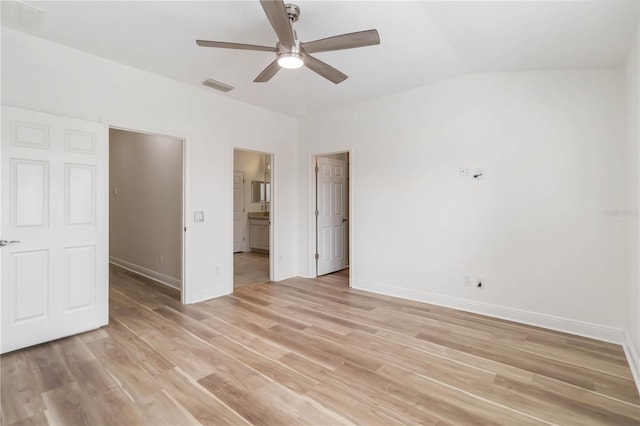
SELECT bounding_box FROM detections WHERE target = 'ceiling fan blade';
[254,60,281,82]
[301,29,380,54]
[196,40,276,52]
[304,55,348,84]
[260,0,295,46]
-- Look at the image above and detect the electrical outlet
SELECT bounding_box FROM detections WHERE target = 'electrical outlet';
[194,211,204,222]
[463,275,472,286]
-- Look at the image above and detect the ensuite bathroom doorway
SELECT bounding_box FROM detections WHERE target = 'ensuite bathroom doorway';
[233,149,272,289]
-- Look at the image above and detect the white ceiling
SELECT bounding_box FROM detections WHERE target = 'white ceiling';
[2,1,639,117]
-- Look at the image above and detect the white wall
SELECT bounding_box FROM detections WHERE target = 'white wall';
[626,25,640,372]
[1,28,299,303]
[109,129,183,288]
[3,26,635,351]
[299,69,628,338]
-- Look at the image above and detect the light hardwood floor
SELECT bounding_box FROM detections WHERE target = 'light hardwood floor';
[2,265,639,425]
[234,251,269,289]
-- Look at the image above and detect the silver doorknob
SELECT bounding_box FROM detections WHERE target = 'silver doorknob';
[0,239,21,247]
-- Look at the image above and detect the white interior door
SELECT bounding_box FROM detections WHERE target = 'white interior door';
[1,106,108,354]
[233,171,245,253]
[316,156,347,276]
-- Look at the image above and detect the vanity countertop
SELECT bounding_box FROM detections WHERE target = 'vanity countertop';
[248,212,269,220]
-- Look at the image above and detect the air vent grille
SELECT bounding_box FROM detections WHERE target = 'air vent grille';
[202,79,234,92]
[1,1,44,28]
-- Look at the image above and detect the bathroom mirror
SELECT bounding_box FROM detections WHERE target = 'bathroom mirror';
[251,181,271,203]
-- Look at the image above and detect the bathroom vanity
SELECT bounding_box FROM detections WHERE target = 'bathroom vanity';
[248,212,269,252]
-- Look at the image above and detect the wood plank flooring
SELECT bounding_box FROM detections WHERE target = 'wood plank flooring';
[2,265,639,425]
[234,252,269,289]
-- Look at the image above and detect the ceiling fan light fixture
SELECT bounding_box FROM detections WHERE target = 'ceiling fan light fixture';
[277,52,304,69]
[196,1,380,84]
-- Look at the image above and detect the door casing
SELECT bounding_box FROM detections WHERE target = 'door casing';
[109,125,189,304]
[316,156,348,275]
[309,149,353,282]
[231,148,274,293]
[233,171,246,253]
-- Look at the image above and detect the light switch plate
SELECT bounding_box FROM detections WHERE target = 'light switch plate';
[194,211,204,222]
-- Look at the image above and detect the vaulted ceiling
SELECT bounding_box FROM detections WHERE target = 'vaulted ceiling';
[2,1,639,117]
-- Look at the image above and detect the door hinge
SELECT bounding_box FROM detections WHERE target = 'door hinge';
[315,253,319,260]
[184,227,187,232]
[315,210,319,217]
[243,207,245,213]
[315,165,319,174]
[243,178,245,184]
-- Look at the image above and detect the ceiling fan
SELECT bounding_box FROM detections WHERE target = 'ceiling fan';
[196,0,380,84]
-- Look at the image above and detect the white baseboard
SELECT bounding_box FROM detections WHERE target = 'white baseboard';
[351,278,626,344]
[186,286,230,304]
[275,269,298,282]
[110,257,181,290]
[624,332,640,395]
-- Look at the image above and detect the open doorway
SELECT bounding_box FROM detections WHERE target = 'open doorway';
[109,128,185,301]
[233,149,272,289]
[314,151,350,278]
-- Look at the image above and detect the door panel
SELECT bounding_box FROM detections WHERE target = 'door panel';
[64,245,96,311]
[11,121,49,149]
[316,156,348,276]
[1,106,108,354]
[11,249,48,323]
[66,164,96,225]
[65,130,96,154]
[321,227,331,261]
[12,160,49,228]
[334,225,344,260]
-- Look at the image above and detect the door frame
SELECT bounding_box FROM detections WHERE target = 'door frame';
[230,147,275,293]
[308,149,353,283]
[233,171,246,253]
[109,125,189,304]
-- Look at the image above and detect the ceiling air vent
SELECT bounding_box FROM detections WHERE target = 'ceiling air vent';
[1,1,44,28]
[202,79,234,93]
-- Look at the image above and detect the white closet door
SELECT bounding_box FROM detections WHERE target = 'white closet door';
[1,106,108,353]
[316,157,347,276]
